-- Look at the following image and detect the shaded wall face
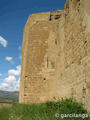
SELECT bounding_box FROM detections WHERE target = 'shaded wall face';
[57,0,90,111]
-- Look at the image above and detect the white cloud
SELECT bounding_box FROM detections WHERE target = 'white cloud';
[5,56,14,64]
[0,83,9,91]
[0,65,21,91]
[0,36,7,47]
[0,73,2,77]
[1,83,8,87]
[0,80,20,91]
[4,75,16,82]
[8,65,21,76]
[5,56,13,61]
[6,79,20,91]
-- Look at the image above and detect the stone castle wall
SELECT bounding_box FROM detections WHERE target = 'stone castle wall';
[19,0,90,111]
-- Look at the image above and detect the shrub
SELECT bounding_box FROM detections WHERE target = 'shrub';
[0,99,89,120]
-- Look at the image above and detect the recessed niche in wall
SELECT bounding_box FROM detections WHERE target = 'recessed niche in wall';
[84,41,87,44]
[25,75,28,78]
[43,78,46,80]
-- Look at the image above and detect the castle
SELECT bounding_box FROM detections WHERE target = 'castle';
[19,0,90,111]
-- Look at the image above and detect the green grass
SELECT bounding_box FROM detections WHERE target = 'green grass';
[0,99,89,120]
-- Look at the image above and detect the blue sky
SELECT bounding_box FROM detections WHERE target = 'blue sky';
[0,0,66,91]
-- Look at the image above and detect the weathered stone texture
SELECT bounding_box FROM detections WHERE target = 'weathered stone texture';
[19,0,90,111]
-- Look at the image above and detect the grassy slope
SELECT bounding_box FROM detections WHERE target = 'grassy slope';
[0,99,89,120]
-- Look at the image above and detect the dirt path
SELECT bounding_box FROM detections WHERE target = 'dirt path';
[0,103,12,108]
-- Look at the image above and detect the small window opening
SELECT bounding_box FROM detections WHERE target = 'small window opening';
[24,94,27,96]
[82,96,85,98]
[53,96,56,100]
[78,3,80,5]
[78,8,79,12]
[82,87,86,94]
[55,39,57,45]
[84,41,87,44]
[43,78,46,80]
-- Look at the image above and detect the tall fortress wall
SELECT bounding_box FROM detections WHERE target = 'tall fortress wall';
[19,0,90,111]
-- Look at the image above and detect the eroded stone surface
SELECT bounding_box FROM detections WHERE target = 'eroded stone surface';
[19,0,90,111]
